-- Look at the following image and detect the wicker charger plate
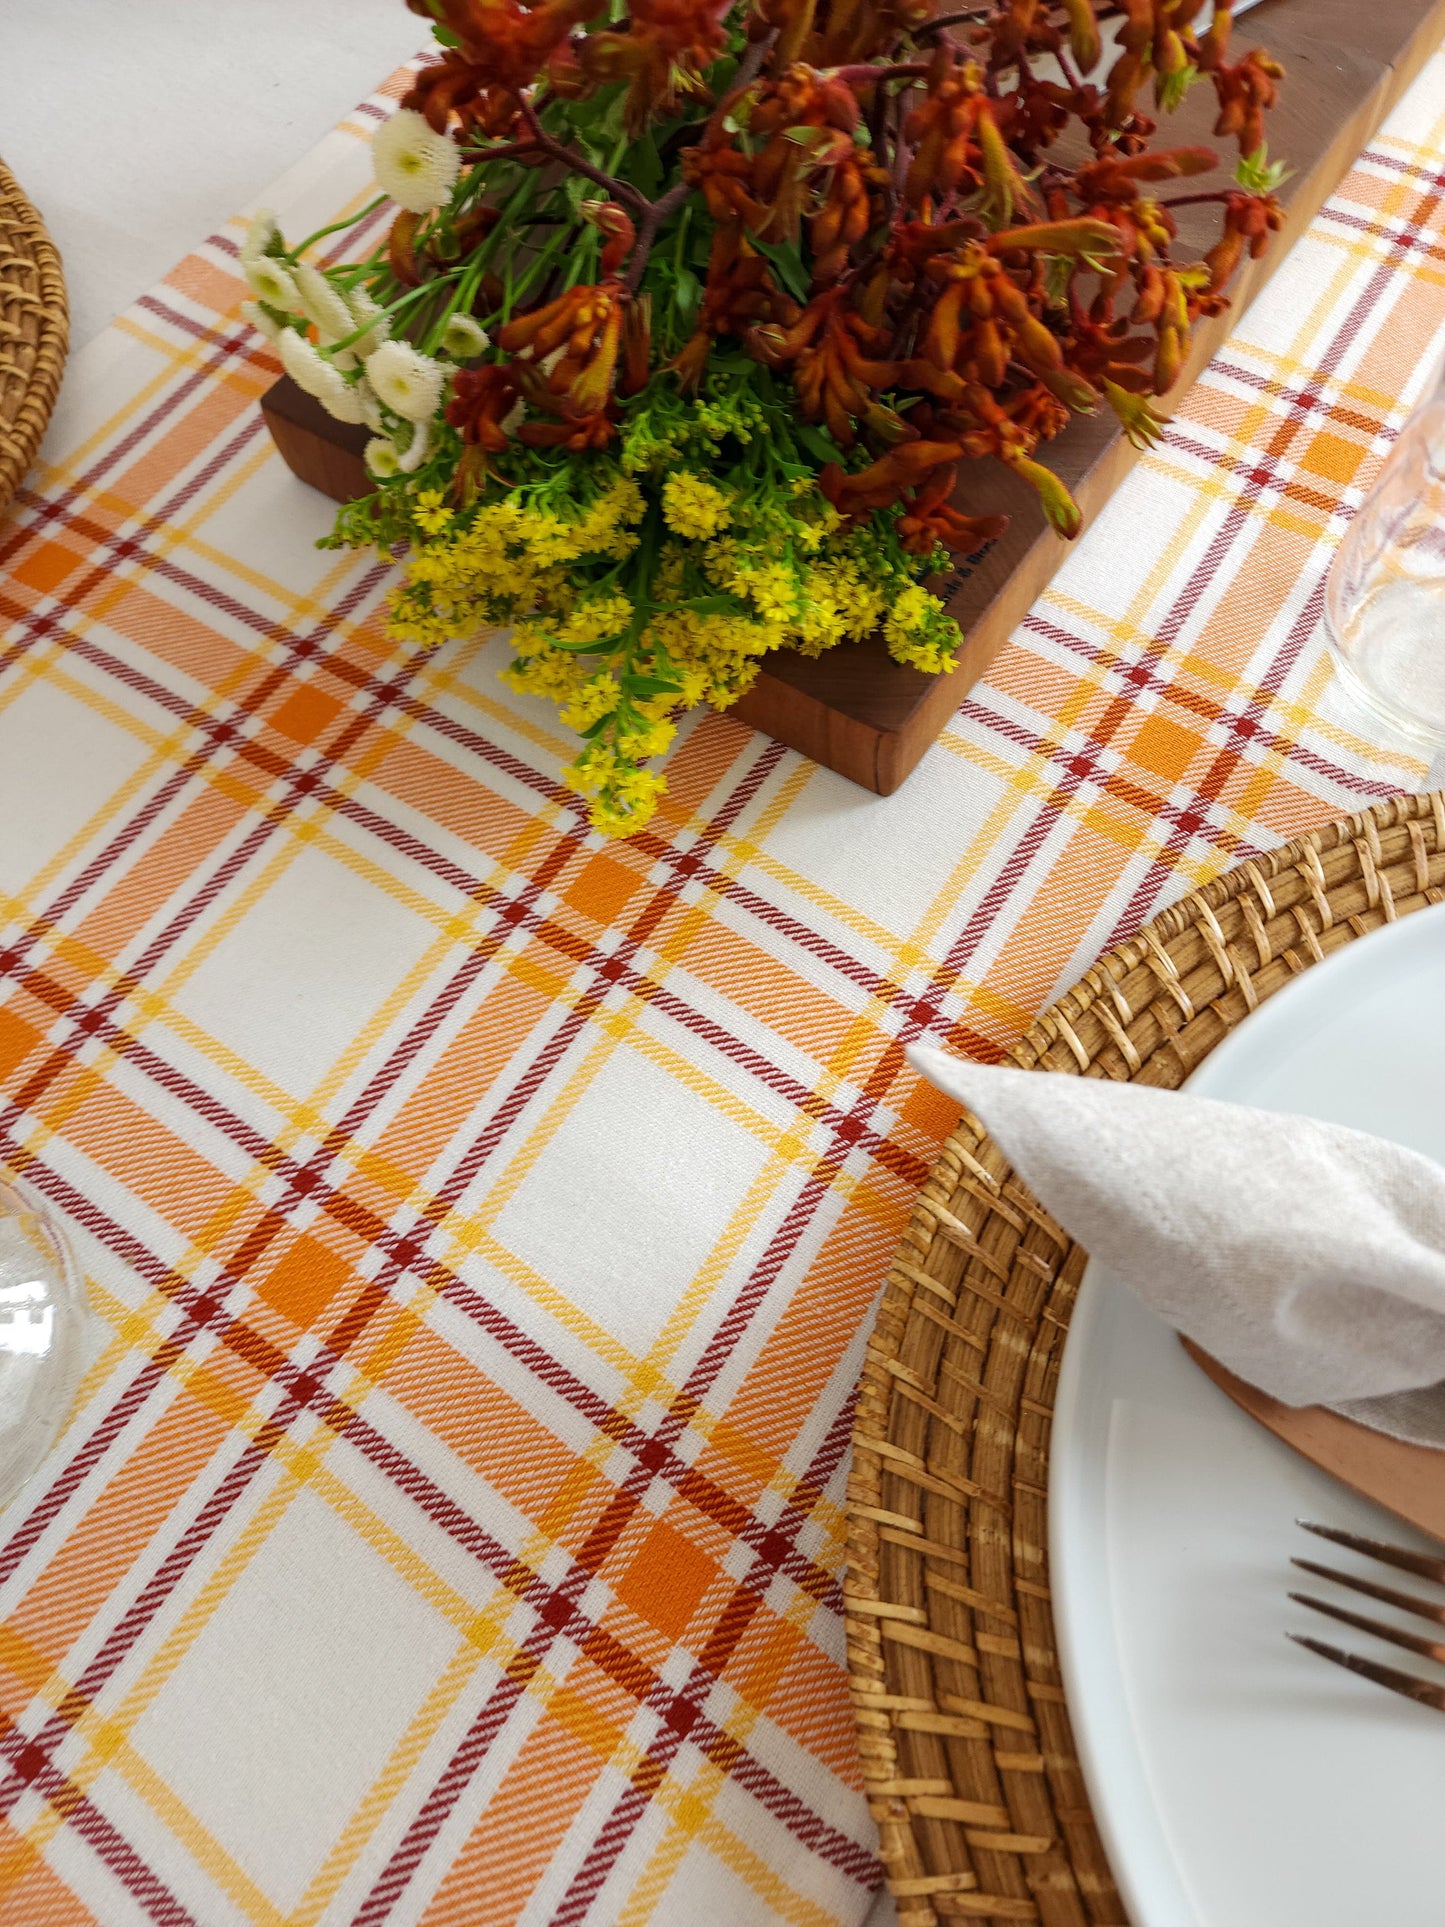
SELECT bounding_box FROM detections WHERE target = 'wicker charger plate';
[845,787,1445,1925]
[0,156,67,523]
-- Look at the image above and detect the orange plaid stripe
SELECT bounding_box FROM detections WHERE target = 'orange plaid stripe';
[0,47,1440,1927]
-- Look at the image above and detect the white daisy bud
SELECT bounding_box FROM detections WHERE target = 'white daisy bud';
[365,339,446,422]
[294,263,356,345]
[277,328,362,421]
[346,287,390,361]
[241,299,283,344]
[396,417,433,474]
[241,207,281,264]
[245,255,299,310]
[356,376,386,432]
[440,314,490,360]
[365,437,401,479]
[371,108,461,215]
[278,327,329,394]
[318,378,365,425]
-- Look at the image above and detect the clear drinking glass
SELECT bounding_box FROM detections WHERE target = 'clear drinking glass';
[1324,369,1445,748]
[0,1174,88,1509]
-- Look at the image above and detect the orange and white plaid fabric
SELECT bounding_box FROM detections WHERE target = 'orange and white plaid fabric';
[0,48,1441,1927]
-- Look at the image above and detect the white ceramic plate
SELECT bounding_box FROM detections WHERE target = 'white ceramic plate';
[1049,898,1445,1927]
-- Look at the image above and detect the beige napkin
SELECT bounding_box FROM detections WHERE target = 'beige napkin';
[907,1048,1445,1448]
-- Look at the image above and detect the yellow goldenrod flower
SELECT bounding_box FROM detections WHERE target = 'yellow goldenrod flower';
[617,719,677,759]
[560,674,622,732]
[661,471,731,540]
[345,401,970,842]
[412,489,453,535]
[885,583,959,674]
[740,562,797,623]
[557,593,633,646]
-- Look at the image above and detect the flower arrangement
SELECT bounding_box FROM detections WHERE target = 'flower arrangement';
[243,0,1283,836]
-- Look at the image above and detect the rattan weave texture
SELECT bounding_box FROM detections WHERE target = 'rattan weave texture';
[0,156,67,523]
[845,788,1445,1925]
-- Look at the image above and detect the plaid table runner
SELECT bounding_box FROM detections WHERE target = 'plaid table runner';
[0,47,1440,1927]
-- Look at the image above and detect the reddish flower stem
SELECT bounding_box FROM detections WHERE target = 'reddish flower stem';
[825,60,931,85]
[915,7,989,32]
[625,180,693,294]
[458,139,539,167]
[518,98,650,217]
[729,31,775,97]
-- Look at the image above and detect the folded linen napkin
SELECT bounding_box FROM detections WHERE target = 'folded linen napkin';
[907,1048,1445,1448]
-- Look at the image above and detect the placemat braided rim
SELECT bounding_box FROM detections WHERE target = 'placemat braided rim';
[0,155,67,522]
[845,787,1445,1925]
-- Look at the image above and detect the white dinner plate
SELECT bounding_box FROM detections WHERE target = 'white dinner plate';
[1049,897,1445,1927]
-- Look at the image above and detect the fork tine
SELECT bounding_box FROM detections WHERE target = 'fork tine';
[1289,1590,1445,1665]
[1291,1557,1445,1629]
[1297,1520,1445,1585]
[1287,1633,1445,1712]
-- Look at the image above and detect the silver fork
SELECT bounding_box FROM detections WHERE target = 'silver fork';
[1287,1520,1445,1712]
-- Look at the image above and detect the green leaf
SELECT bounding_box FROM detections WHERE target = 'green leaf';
[550,632,620,653]
[624,674,683,696]
[686,593,750,616]
[1043,254,1073,308]
[721,88,754,135]
[671,263,702,329]
[631,132,665,199]
[1156,63,1203,114]
[749,235,811,304]
[793,419,842,465]
[597,87,629,143]
[1102,379,1170,450]
[1235,144,1290,194]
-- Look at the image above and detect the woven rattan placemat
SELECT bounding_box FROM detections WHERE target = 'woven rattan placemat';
[845,788,1445,1925]
[0,156,66,523]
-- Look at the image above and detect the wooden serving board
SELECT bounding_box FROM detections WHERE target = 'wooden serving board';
[263,0,1445,793]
